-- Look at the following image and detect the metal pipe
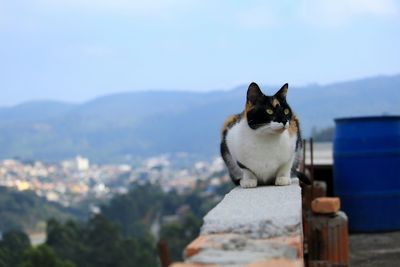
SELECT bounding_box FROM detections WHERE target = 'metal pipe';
[158,239,172,267]
[310,138,314,183]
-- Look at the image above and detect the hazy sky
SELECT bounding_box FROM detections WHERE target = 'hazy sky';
[1,0,400,106]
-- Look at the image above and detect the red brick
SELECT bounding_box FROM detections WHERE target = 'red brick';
[170,263,217,267]
[268,235,303,258]
[246,259,303,267]
[311,197,340,214]
[184,234,224,258]
[185,235,209,258]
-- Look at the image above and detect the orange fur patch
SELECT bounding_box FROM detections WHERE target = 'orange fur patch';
[272,98,280,107]
[245,101,253,115]
[289,115,300,137]
[221,114,242,138]
[281,88,288,97]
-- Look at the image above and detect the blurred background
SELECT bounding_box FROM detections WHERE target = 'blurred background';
[0,1,399,267]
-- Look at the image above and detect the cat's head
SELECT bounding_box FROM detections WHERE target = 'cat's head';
[245,82,292,133]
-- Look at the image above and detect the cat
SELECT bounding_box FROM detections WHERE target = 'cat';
[220,82,302,188]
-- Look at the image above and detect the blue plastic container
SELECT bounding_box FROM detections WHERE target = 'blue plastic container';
[333,116,400,232]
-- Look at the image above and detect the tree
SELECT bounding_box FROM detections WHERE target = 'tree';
[84,215,158,267]
[100,183,163,238]
[17,245,75,267]
[160,212,202,261]
[45,216,158,267]
[46,219,87,267]
[0,230,31,267]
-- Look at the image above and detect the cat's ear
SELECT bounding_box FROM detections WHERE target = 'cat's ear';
[247,82,263,104]
[275,83,288,99]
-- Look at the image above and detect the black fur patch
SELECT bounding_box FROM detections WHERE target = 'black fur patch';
[294,170,311,185]
[246,83,293,130]
[236,160,256,177]
[220,139,241,185]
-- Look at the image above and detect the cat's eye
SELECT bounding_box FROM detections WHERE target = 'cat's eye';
[266,109,273,115]
[284,109,290,115]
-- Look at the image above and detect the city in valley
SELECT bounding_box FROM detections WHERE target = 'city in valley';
[0,155,228,209]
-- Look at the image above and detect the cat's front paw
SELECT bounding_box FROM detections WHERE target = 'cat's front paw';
[275,176,291,186]
[240,178,257,188]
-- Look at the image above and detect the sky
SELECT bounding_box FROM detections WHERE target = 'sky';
[1,0,399,107]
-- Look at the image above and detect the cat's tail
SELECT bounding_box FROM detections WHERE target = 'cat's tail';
[294,170,311,185]
[220,140,242,185]
[291,135,311,185]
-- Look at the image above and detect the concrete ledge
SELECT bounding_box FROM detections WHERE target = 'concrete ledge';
[171,260,302,267]
[185,234,303,260]
[201,179,302,238]
[170,264,217,267]
[247,259,304,267]
[174,179,304,267]
[185,234,301,266]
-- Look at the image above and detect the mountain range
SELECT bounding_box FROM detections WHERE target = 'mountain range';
[1,74,399,163]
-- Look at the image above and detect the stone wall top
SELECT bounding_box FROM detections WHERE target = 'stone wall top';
[201,179,302,239]
[172,179,304,267]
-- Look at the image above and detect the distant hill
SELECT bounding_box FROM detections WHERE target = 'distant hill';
[0,74,399,162]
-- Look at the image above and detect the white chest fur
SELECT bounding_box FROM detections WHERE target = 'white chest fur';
[225,119,297,184]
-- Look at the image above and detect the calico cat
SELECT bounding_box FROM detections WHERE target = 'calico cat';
[220,82,302,188]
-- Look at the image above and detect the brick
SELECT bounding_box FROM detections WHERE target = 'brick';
[185,235,212,258]
[246,259,303,267]
[185,233,303,260]
[170,263,217,267]
[268,235,303,258]
[185,234,235,258]
[311,197,340,214]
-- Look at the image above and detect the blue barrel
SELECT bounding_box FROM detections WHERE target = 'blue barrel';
[333,116,400,232]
